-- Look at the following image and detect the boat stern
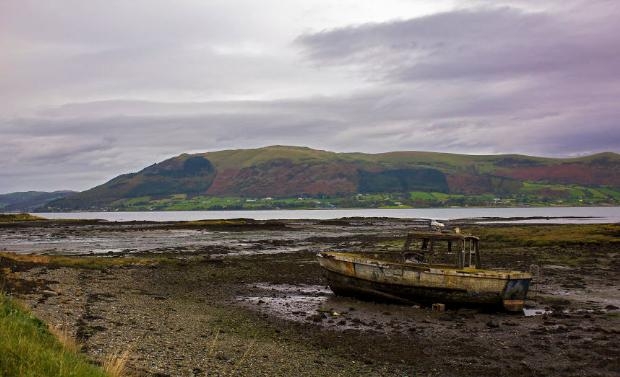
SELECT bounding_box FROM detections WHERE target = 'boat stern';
[501,277,531,312]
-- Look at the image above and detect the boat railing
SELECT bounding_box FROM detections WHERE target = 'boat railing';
[402,231,481,269]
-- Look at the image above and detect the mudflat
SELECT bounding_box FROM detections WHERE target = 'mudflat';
[1,218,619,376]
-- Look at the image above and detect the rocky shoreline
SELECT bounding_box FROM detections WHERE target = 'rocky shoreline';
[1,219,619,376]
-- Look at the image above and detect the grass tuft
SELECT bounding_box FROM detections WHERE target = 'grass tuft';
[48,323,81,353]
[102,349,131,377]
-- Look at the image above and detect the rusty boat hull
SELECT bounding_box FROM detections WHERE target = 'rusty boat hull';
[317,252,531,312]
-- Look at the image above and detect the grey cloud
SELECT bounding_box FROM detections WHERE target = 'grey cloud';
[0,102,347,191]
[1,87,617,192]
[0,1,256,48]
[294,2,620,155]
[1,1,618,193]
[1,0,354,116]
[297,6,620,82]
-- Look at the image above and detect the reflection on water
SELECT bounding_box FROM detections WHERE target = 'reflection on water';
[236,283,416,333]
[0,228,322,255]
[238,284,332,325]
[0,222,384,255]
[523,308,553,317]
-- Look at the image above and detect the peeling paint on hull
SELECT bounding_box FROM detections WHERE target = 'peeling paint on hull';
[317,252,531,311]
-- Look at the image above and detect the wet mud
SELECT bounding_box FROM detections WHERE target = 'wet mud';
[1,218,619,376]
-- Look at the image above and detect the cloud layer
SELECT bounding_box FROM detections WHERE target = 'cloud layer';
[1,1,618,192]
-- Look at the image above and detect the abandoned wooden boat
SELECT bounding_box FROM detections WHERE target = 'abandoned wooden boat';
[317,230,531,311]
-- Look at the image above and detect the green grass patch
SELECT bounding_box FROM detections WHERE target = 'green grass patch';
[110,196,152,207]
[466,224,620,247]
[0,252,160,270]
[597,187,620,200]
[0,293,108,377]
[0,214,47,223]
[409,191,436,201]
[94,181,620,211]
[518,182,620,204]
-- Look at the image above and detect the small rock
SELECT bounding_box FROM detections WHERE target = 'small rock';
[486,319,500,328]
[520,360,529,367]
[309,314,324,322]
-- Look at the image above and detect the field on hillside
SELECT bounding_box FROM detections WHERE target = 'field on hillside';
[97,181,620,211]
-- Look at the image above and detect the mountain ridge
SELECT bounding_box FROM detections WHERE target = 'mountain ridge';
[41,146,620,211]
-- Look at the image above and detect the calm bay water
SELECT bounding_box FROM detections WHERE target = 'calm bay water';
[35,206,620,224]
[5,206,616,255]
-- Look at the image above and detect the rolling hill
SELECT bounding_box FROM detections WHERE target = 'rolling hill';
[0,191,76,212]
[41,146,620,211]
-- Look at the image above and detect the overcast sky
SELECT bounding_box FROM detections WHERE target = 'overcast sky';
[1,0,618,193]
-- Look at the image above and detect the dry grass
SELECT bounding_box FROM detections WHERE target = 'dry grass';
[0,251,159,270]
[227,339,255,376]
[48,323,81,353]
[208,328,220,358]
[102,349,132,377]
[0,252,53,264]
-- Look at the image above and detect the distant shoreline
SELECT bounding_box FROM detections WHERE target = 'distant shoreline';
[20,206,620,224]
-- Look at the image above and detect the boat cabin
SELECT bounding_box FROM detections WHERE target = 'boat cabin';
[402,231,481,269]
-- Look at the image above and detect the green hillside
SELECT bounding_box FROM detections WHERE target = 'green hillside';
[40,146,620,211]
